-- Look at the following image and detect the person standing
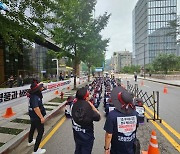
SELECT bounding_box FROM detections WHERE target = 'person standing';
[8,75,14,88]
[27,80,46,154]
[71,87,101,154]
[134,72,137,82]
[104,86,139,154]
[17,74,23,87]
[59,72,64,81]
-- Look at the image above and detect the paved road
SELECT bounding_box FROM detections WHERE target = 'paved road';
[122,77,180,133]
[43,104,106,154]
[5,75,180,154]
[39,77,180,154]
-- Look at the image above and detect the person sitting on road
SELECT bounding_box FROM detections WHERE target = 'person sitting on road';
[27,79,46,154]
[104,98,115,117]
[104,86,139,154]
[71,87,101,154]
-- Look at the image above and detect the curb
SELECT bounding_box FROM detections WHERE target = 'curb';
[0,101,66,154]
[0,81,89,154]
[140,78,180,87]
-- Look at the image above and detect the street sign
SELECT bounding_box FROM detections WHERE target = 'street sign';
[41,70,46,73]
[0,2,8,11]
[95,67,103,72]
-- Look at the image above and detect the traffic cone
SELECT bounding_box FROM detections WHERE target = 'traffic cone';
[54,90,59,95]
[67,86,70,90]
[142,130,160,154]
[121,84,125,89]
[163,86,168,94]
[141,80,144,86]
[2,107,16,118]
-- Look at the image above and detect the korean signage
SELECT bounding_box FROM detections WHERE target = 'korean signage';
[0,80,71,104]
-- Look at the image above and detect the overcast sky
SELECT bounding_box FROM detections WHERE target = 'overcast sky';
[95,0,180,59]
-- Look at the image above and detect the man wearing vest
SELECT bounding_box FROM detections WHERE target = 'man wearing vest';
[28,79,46,154]
[104,86,139,154]
[71,87,101,154]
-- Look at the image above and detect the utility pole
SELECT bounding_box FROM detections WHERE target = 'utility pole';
[52,59,59,81]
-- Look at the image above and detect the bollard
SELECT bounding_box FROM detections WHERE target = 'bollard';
[60,92,64,100]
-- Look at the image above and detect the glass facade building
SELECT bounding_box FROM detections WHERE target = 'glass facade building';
[133,0,177,65]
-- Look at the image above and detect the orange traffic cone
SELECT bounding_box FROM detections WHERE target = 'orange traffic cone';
[2,107,16,118]
[163,86,168,94]
[121,84,125,89]
[141,80,144,86]
[54,90,59,95]
[142,130,160,154]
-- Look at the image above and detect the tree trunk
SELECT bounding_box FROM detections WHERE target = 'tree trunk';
[73,45,77,90]
[88,65,91,82]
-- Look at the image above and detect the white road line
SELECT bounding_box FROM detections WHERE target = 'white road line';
[143,85,150,88]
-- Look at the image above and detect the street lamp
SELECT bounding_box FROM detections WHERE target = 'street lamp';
[52,59,59,81]
[135,43,146,78]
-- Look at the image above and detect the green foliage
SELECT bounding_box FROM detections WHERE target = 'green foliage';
[167,19,180,43]
[0,0,56,52]
[145,64,154,73]
[79,12,110,73]
[81,62,88,72]
[122,65,140,74]
[152,53,178,74]
[52,0,110,87]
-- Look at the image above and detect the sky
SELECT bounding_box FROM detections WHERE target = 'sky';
[95,0,180,60]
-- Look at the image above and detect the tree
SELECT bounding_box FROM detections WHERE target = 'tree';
[152,53,177,74]
[167,18,180,43]
[0,0,56,52]
[145,64,154,74]
[122,65,140,74]
[52,0,110,88]
[77,12,110,81]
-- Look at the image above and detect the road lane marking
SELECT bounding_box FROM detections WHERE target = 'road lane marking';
[143,85,150,88]
[144,105,180,140]
[39,116,66,148]
[145,112,180,152]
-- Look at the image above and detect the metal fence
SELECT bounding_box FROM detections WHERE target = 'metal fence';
[127,81,162,123]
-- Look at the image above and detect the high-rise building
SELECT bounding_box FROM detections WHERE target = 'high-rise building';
[133,0,177,66]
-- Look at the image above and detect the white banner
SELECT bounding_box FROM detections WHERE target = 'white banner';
[0,80,71,104]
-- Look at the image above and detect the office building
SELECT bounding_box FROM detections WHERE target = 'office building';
[133,0,177,65]
[112,51,132,73]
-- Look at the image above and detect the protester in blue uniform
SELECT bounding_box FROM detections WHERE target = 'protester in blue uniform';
[133,98,145,124]
[28,80,46,154]
[104,86,139,154]
[65,96,74,118]
[104,98,115,117]
[71,87,101,154]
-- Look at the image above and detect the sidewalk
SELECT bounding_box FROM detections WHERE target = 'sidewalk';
[139,76,180,87]
[0,79,88,153]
